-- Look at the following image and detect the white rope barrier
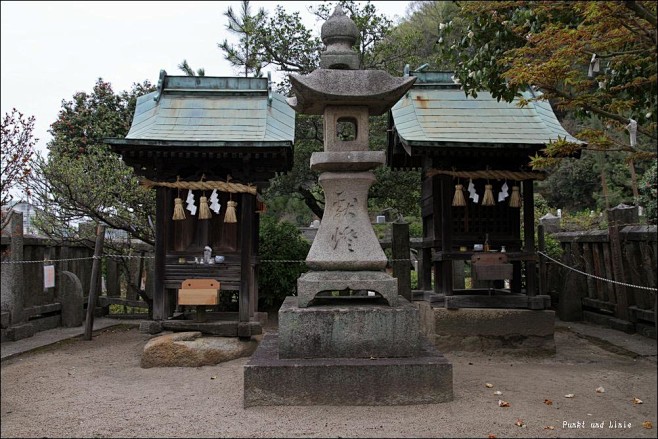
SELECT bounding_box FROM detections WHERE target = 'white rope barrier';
[538,250,657,293]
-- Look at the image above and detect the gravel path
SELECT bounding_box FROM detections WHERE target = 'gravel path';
[1,325,656,438]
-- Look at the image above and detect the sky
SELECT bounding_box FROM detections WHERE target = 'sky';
[1,1,413,156]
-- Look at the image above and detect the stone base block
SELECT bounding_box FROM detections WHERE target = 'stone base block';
[244,333,453,407]
[297,271,398,308]
[140,320,163,335]
[30,315,61,332]
[1,312,11,329]
[278,296,419,358]
[418,302,556,355]
[583,310,635,333]
[6,322,36,341]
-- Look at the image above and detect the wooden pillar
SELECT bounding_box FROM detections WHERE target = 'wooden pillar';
[105,257,120,297]
[439,175,453,296]
[538,224,546,296]
[239,193,255,327]
[249,211,260,318]
[153,187,167,320]
[419,247,432,290]
[522,180,536,297]
[607,205,639,321]
[4,212,25,324]
[392,221,412,302]
[84,224,105,340]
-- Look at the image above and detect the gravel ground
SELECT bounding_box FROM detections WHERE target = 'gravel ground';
[1,324,656,438]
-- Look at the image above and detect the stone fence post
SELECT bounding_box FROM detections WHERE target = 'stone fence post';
[1,211,25,325]
[539,213,561,234]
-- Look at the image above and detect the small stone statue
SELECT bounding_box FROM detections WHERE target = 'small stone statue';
[203,246,212,264]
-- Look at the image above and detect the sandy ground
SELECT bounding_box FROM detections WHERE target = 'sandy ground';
[1,324,656,439]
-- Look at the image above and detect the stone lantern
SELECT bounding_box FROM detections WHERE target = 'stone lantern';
[287,6,416,308]
[243,7,453,407]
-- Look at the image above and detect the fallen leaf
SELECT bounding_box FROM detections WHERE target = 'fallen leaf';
[544,399,553,405]
[633,397,643,404]
[564,394,575,398]
[595,386,605,393]
[643,421,653,429]
[493,391,502,396]
[485,383,494,388]
[544,426,555,430]
[498,400,510,407]
[515,419,525,427]
[488,434,497,439]
[210,376,217,380]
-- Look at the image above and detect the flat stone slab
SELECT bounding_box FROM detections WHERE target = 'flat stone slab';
[417,302,556,354]
[244,333,453,407]
[297,271,398,308]
[141,331,258,368]
[310,151,385,171]
[278,296,419,358]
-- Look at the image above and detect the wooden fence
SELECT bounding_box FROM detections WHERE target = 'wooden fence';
[543,207,656,336]
[1,212,152,341]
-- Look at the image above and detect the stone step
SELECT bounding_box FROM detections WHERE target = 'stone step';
[244,333,453,407]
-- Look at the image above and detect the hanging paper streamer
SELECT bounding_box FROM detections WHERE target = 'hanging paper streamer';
[626,119,637,147]
[498,181,509,202]
[224,200,238,223]
[467,179,479,203]
[198,195,212,219]
[509,186,521,208]
[185,189,197,216]
[587,53,600,78]
[482,183,495,206]
[43,264,55,289]
[452,184,466,207]
[209,189,221,214]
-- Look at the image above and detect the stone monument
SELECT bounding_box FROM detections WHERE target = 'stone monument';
[244,7,453,406]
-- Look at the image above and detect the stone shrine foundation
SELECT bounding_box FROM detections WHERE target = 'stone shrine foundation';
[244,297,453,407]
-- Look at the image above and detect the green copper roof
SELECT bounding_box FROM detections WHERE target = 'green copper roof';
[391,71,581,147]
[125,73,295,145]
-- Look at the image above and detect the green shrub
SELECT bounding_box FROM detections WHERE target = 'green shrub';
[560,209,606,231]
[258,216,310,311]
[542,233,564,260]
[410,269,418,289]
[639,159,657,225]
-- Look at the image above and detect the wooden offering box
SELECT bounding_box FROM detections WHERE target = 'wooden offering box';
[178,278,221,305]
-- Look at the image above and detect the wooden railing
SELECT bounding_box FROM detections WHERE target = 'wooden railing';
[544,209,656,335]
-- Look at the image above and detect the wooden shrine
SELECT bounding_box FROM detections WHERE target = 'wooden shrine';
[107,71,295,335]
[387,70,582,309]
